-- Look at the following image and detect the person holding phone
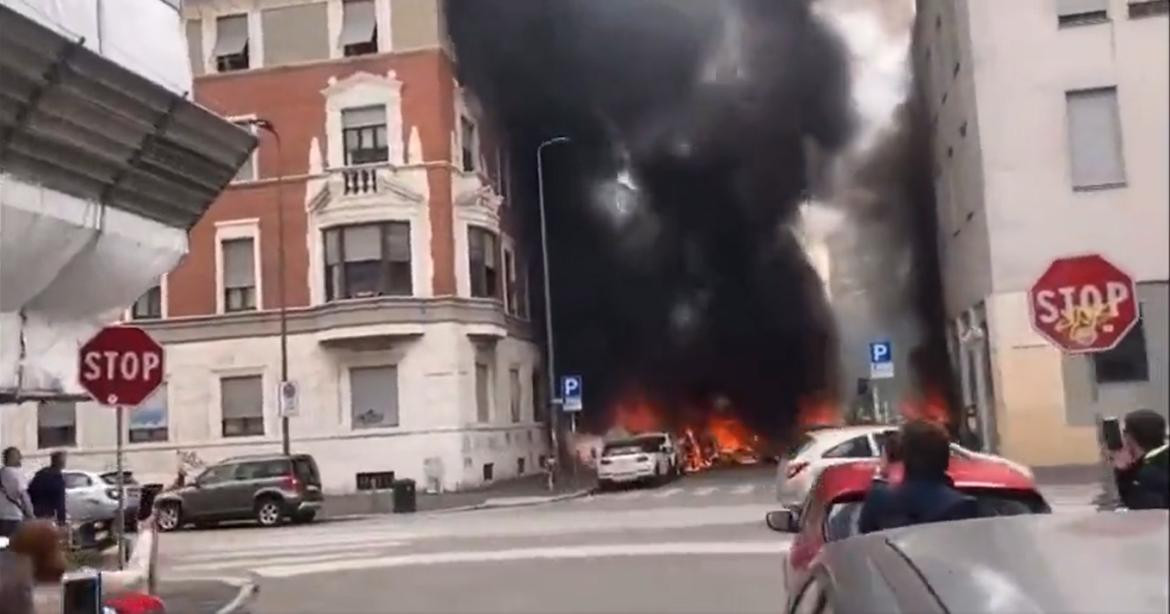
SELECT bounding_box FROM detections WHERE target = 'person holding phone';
[1112,409,1169,510]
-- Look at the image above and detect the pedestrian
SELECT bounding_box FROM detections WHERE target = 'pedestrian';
[26,452,67,525]
[0,519,67,614]
[0,446,34,538]
[1112,409,1169,510]
[858,420,978,534]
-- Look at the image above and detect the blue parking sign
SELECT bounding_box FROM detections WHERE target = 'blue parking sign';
[561,376,583,412]
[869,340,894,379]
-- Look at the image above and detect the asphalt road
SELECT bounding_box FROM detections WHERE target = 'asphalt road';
[160,465,791,613]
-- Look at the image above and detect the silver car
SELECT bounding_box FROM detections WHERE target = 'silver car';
[785,510,1169,614]
[64,470,141,527]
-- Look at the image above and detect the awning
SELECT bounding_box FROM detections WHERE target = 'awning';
[212,14,249,57]
[339,0,376,47]
[0,4,257,230]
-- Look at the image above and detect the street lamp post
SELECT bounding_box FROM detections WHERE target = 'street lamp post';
[246,118,290,455]
[536,136,570,477]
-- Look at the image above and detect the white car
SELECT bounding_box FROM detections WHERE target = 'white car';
[775,425,1032,507]
[64,469,142,526]
[598,432,679,488]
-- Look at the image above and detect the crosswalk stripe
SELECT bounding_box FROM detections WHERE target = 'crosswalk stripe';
[171,550,383,574]
[730,484,756,495]
[692,486,717,496]
[652,487,684,499]
[171,539,405,563]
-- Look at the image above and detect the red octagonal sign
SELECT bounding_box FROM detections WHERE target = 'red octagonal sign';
[78,326,165,407]
[1028,254,1138,354]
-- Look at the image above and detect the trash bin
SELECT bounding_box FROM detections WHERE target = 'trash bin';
[392,479,416,513]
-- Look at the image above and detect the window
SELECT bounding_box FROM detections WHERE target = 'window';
[460,116,477,171]
[510,368,522,423]
[1066,88,1126,189]
[222,238,257,312]
[129,385,168,443]
[1093,316,1149,383]
[221,375,264,437]
[232,122,257,182]
[516,257,530,319]
[350,365,400,429]
[131,285,162,320]
[63,473,92,489]
[468,227,499,299]
[532,370,544,422]
[237,460,290,480]
[37,401,76,448]
[324,222,412,300]
[340,0,378,56]
[1057,0,1109,26]
[482,463,494,481]
[822,436,873,459]
[517,457,526,475]
[342,106,388,165]
[503,249,516,315]
[476,362,491,423]
[196,464,238,486]
[214,14,250,72]
[1129,1,1169,18]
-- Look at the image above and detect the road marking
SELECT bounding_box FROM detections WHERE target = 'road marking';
[691,486,717,496]
[171,539,405,563]
[254,541,789,578]
[730,484,756,495]
[652,487,684,498]
[171,550,385,574]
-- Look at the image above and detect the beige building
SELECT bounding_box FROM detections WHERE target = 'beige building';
[915,0,1168,465]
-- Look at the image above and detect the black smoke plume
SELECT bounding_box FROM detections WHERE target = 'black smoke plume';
[446,0,868,440]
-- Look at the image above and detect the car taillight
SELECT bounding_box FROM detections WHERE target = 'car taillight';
[635,455,649,463]
[786,461,809,479]
[282,475,302,492]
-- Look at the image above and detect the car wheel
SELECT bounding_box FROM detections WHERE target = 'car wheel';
[255,498,284,527]
[156,502,182,532]
[292,511,316,525]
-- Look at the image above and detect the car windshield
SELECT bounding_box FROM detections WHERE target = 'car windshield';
[633,436,666,451]
[823,490,1050,542]
[604,443,645,457]
[785,435,815,460]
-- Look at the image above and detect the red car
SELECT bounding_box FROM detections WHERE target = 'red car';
[765,456,1051,609]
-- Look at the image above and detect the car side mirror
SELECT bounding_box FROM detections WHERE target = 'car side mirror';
[765,509,798,533]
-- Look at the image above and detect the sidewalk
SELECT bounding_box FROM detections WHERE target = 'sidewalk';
[156,578,255,614]
[322,469,598,518]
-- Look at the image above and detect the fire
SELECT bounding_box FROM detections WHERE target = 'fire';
[900,386,950,428]
[796,394,844,430]
[605,392,763,473]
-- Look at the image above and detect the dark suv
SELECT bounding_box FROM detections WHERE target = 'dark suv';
[154,454,323,531]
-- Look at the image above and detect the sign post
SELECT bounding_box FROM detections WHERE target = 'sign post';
[561,375,583,433]
[868,340,893,423]
[1028,254,1138,353]
[78,326,165,569]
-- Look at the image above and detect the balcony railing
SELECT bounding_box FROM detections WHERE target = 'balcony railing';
[329,163,391,197]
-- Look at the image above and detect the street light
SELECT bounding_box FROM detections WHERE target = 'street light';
[243,118,290,455]
[536,136,570,475]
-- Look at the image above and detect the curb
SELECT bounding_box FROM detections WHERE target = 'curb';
[434,487,596,514]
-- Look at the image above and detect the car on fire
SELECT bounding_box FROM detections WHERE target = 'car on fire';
[598,433,680,488]
[775,425,1033,507]
[765,455,1051,609]
[768,510,1168,614]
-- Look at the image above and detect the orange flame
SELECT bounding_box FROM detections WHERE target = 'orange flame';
[796,394,844,430]
[900,387,950,428]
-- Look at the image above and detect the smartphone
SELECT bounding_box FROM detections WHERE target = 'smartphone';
[1100,417,1124,452]
[62,569,102,614]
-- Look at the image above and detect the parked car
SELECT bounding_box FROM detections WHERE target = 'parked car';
[154,454,323,531]
[64,469,142,530]
[598,433,679,489]
[776,425,1032,507]
[772,510,1168,614]
[765,456,1050,607]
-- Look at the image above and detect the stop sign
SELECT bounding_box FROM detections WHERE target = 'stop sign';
[1028,254,1138,353]
[78,326,165,406]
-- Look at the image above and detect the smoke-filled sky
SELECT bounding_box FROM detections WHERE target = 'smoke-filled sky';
[446,0,947,440]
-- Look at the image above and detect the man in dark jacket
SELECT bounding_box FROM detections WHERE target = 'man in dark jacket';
[27,451,67,524]
[859,420,978,534]
[1113,409,1169,510]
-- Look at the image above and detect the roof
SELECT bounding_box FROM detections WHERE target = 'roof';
[887,511,1169,613]
[219,453,309,464]
[813,456,1037,504]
